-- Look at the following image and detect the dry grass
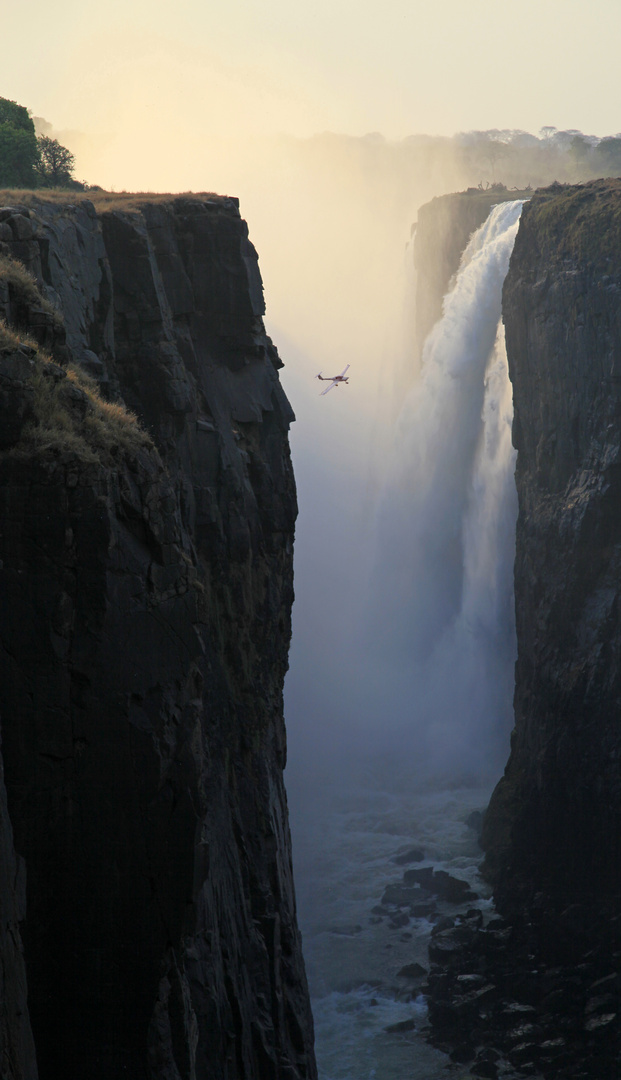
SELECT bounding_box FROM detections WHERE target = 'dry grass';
[526,178,621,264]
[1,321,153,463]
[0,320,29,351]
[29,362,153,463]
[0,254,63,325]
[0,188,232,214]
[0,247,152,465]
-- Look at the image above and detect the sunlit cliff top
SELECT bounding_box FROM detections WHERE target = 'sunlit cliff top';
[522,178,621,264]
[0,189,238,213]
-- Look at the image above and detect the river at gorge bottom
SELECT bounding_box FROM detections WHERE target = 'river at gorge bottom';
[290,768,506,1080]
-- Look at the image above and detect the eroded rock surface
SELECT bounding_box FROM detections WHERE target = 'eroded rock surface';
[414,180,621,1078]
[0,195,315,1080]
[484,180,621,923]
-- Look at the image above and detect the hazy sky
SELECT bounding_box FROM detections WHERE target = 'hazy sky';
[3,0,621,185]
[4,0,618,790]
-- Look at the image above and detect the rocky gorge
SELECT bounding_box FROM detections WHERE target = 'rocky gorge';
[2,174,621,1080]
[415,180,621,1077]
[0,193,316,1079]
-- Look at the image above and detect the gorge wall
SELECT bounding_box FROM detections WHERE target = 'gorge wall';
[414,179,621,931]
[0,194,316,1079]
[483,179,621,928]
[414,180,621,1077]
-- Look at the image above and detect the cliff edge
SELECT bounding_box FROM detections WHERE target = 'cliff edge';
[0,194,316,1079]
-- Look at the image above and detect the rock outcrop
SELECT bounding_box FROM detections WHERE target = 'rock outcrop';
[0,195,316,1079]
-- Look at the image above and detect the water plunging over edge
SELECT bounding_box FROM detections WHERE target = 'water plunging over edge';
[291,201,525,1079]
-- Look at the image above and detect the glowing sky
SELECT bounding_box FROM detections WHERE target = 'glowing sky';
[3,0,621,184]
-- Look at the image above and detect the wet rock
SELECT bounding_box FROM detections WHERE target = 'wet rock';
[382,883,427,907]
[384,1017,417,1034]
[404,867,478,903]
[412,902,435,917]
[389,912,410,929]
[396,962,427,979]
[431,916,455,936]
[371,904,390,916]
[424,899,621,1079]
[428,931,464,964]
[455,973,486,987]
[470,1061,498,1079]
[393,846,425,865]
[501,1002,536,1018]
[463,908,484,928]
[584,1012,616,1031]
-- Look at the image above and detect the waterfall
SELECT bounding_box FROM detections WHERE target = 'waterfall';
[369,200,523,779]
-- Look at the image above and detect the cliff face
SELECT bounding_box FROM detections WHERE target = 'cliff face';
[483,180,621,925]
[0,196,315,1079]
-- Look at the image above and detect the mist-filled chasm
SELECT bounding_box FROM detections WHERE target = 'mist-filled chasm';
[281,200,523,1078]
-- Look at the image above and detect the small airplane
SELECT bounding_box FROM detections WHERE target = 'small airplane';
[315,364,350,396]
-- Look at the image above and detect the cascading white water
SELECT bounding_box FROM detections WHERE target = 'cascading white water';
[288,201,525,1080]
[368,199,523,779]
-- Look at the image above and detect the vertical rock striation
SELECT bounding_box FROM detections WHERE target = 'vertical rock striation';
[0,195,316,1079]
[483,179,621,930]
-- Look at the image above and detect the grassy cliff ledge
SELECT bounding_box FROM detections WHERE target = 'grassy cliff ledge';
[0,260,151,464]
[513,177,621,264]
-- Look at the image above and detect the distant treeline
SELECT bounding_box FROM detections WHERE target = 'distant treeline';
[0,96,81,190]
[452,127,621,185]
[283,126,621,198]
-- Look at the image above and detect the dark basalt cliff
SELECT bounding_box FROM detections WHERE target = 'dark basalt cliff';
[483,179,621,926]
[0,195,316,1079]
[414,182,621,1077]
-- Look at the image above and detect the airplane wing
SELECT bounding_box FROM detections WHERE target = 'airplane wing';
[339,364,350,377]
[320,381,338,396]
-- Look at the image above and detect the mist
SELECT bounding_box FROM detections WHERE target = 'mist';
[38,116,619,798]
[69,121,605,806]
[279,184,523,813]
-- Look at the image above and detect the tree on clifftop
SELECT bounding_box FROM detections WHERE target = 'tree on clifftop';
[0,97,78,188]
[35,135,76,187]
[0,97,39,187]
